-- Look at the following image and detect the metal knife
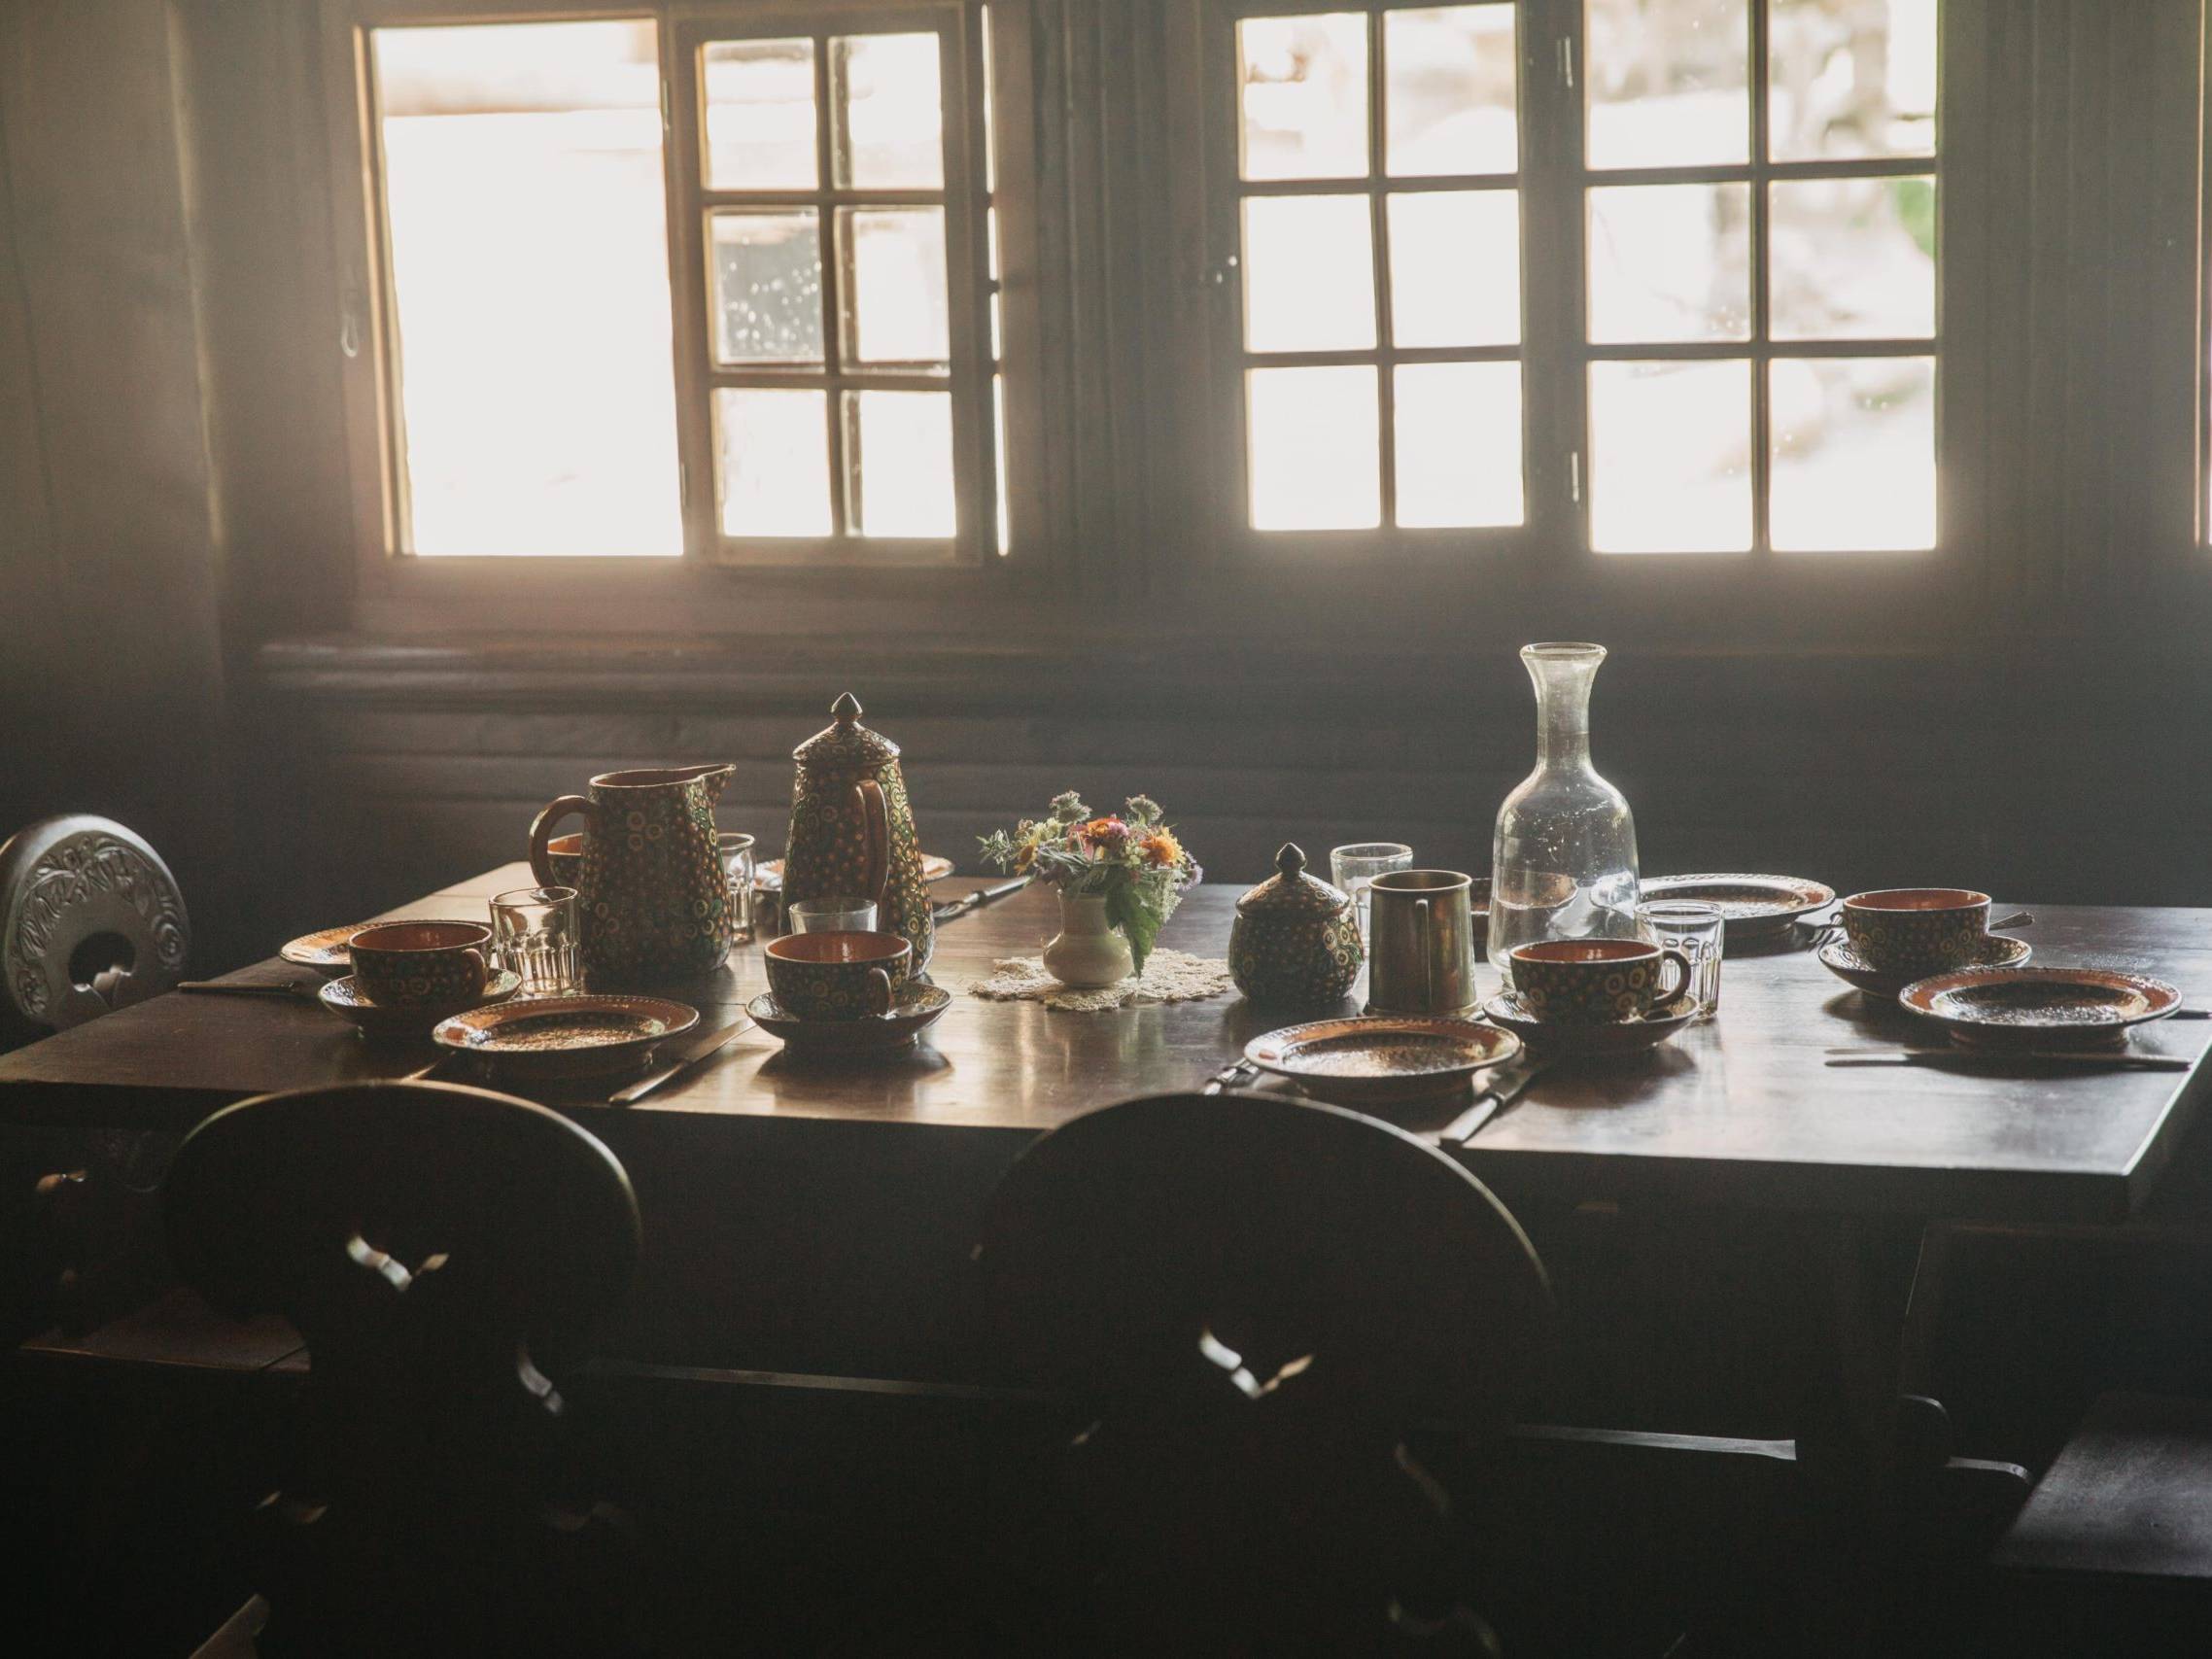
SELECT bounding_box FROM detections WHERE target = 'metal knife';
[1438,1058,1555,1145]
[178,979,321,999]
[933,877,1030,925]
[1826,1050,2190,1071]
[608,1018,755,1105]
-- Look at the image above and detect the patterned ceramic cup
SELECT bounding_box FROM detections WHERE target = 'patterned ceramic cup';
[765,929,913,1021]
[1507,938,1693,1025]
[542,833,584,892]
[348,920,492,1009]
[1841,888,1990,976]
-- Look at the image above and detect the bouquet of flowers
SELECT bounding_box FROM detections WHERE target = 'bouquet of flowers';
[979,792,1197,974]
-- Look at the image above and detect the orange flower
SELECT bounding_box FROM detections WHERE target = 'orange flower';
[1140,830,1183,868]
[1084,816,1132,852]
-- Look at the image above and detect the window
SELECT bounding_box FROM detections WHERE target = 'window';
[355,4,999,564]
[1215,0,1939,554]
[1582,0,1937,554]
[1229,6,1527,533]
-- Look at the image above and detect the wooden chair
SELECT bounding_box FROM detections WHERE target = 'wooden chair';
[162,1081,648,1658]
[0,813,190,1040]
[975,1089,1556,1654]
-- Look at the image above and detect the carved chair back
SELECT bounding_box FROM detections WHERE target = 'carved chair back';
[0,814,190,1037]
[163,1082,645,1657]
[977,1090,1554,1650]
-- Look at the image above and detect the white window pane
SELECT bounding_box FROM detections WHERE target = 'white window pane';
[709,211,822,364]
[1385,6,1517,177]
[1770,177,1936,340]
[374,21,679,555]
[1587,184,1751,343]
[1586,0,1750,169]
[1242,195,1376,352]
[1248,366,1380,530]
[703,38,816,189]
[716,389,831,536]
[1238,14,1367,181]
[840,207,949,365]
[993,373,1011,554]
[1770,357,1935,550]
[835,33,942,188]
[1769,0,1937,161]
[850,391,957,536]
[1589,360,1751,552]
[1394,363,1523,528]
[1388,190,1519,347]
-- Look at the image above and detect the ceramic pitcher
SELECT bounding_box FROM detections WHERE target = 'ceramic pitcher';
[783,694,934,971]
[528,764,736,986]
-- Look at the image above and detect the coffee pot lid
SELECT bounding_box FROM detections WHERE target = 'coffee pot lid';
[1236,843,1351,918]
[793,692,900,770]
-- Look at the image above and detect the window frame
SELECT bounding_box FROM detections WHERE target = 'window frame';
[320,0,1043,608]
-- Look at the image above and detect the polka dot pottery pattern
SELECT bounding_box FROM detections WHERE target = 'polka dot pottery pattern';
[528,765,736,988]
[1508,940,1691,1025]
[764,931,912,1021]
[784,694,936,973]
[1227,844,1364,1009]
[1840,889,1991,977]
[347,921,492,1010]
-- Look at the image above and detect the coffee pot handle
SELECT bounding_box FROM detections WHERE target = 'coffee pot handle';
[852,778,890,908]
[529,795,595,888]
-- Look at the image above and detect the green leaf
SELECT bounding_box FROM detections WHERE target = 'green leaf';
[1106,875,1168,976]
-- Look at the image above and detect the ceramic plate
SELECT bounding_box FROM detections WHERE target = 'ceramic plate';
[432,994,700,1079]
[755,854,954,892]
[1641,875,1836,941]
[745,983,952,1054]
[1898,966,2182,1048]
[1242,1016,1521,1107]
[1480,992,1696,1059]
[319,971,521,1039]
[1817,933,2031,1000]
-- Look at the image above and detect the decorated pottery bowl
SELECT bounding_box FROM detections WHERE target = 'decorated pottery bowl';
[347,920,492,1009]
[764,929,913,1021]
[1840,888,1990,977]
[1506,938,1693,1026]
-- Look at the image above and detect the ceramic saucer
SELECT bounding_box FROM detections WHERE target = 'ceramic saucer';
[756,854,954,892]
[1642,874,1836,942]
[1817,933,2031,999]
[1242,1015,1522,1109]
[1480,992,1696,1059]
[432,993,700,1080]
[1898,965,2182,1050]
[746,983,952,1053]
[319,971,522,1039]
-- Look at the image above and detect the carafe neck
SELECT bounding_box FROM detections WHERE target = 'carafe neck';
[1523,642,1604,770]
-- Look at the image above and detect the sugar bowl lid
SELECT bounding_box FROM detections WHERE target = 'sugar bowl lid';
[793,691,901,769]
[1236,844,1353,919]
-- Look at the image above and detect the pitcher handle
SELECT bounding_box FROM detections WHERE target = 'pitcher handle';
[853,778,890,909]
[1415,896,1433,1013]
[529,795,595,888]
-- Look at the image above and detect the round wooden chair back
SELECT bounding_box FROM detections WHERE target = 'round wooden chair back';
[980,1089,1553,1427]
[0,814,190,1034]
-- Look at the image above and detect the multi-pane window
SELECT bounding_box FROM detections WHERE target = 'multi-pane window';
[1231,6,1527,532]
[362,7,996,562]
[1582,0,1938,553]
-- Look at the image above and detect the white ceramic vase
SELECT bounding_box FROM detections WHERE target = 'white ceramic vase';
[1042,892,1134,988]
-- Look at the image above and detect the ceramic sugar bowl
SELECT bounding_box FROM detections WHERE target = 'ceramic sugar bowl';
[1229,844,1365,1009]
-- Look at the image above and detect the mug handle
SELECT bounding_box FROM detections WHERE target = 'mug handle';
[864,966,893,1018]
[852,778,890,909]
[1415,896,1433,1012]
[462,946,489,996]
[1656,948,1696,1011]
[529,796,594,888]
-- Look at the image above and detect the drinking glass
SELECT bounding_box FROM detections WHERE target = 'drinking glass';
[1331,843,1415,942]
[789,896,879,934]
[490,885,582,996]
[717,832,757,945]
[1639,900,1724,1019]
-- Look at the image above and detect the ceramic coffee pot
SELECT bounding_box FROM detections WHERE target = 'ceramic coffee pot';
[783,694,934,971]
[528,763,736,986]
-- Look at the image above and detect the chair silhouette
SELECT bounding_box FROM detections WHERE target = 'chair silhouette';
[976,1089,1555,1654]
[0,813,190,1039]
[163,1081,646,1658]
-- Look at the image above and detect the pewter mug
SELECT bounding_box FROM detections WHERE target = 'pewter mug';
[1365,870,1477,1015]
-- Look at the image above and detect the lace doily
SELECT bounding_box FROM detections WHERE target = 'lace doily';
[966,950,1238,1013]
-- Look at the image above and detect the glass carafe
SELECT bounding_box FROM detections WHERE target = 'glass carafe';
[1488,642,1642,968]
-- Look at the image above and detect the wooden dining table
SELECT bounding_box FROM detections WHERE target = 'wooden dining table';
[8,868,2212,1390]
